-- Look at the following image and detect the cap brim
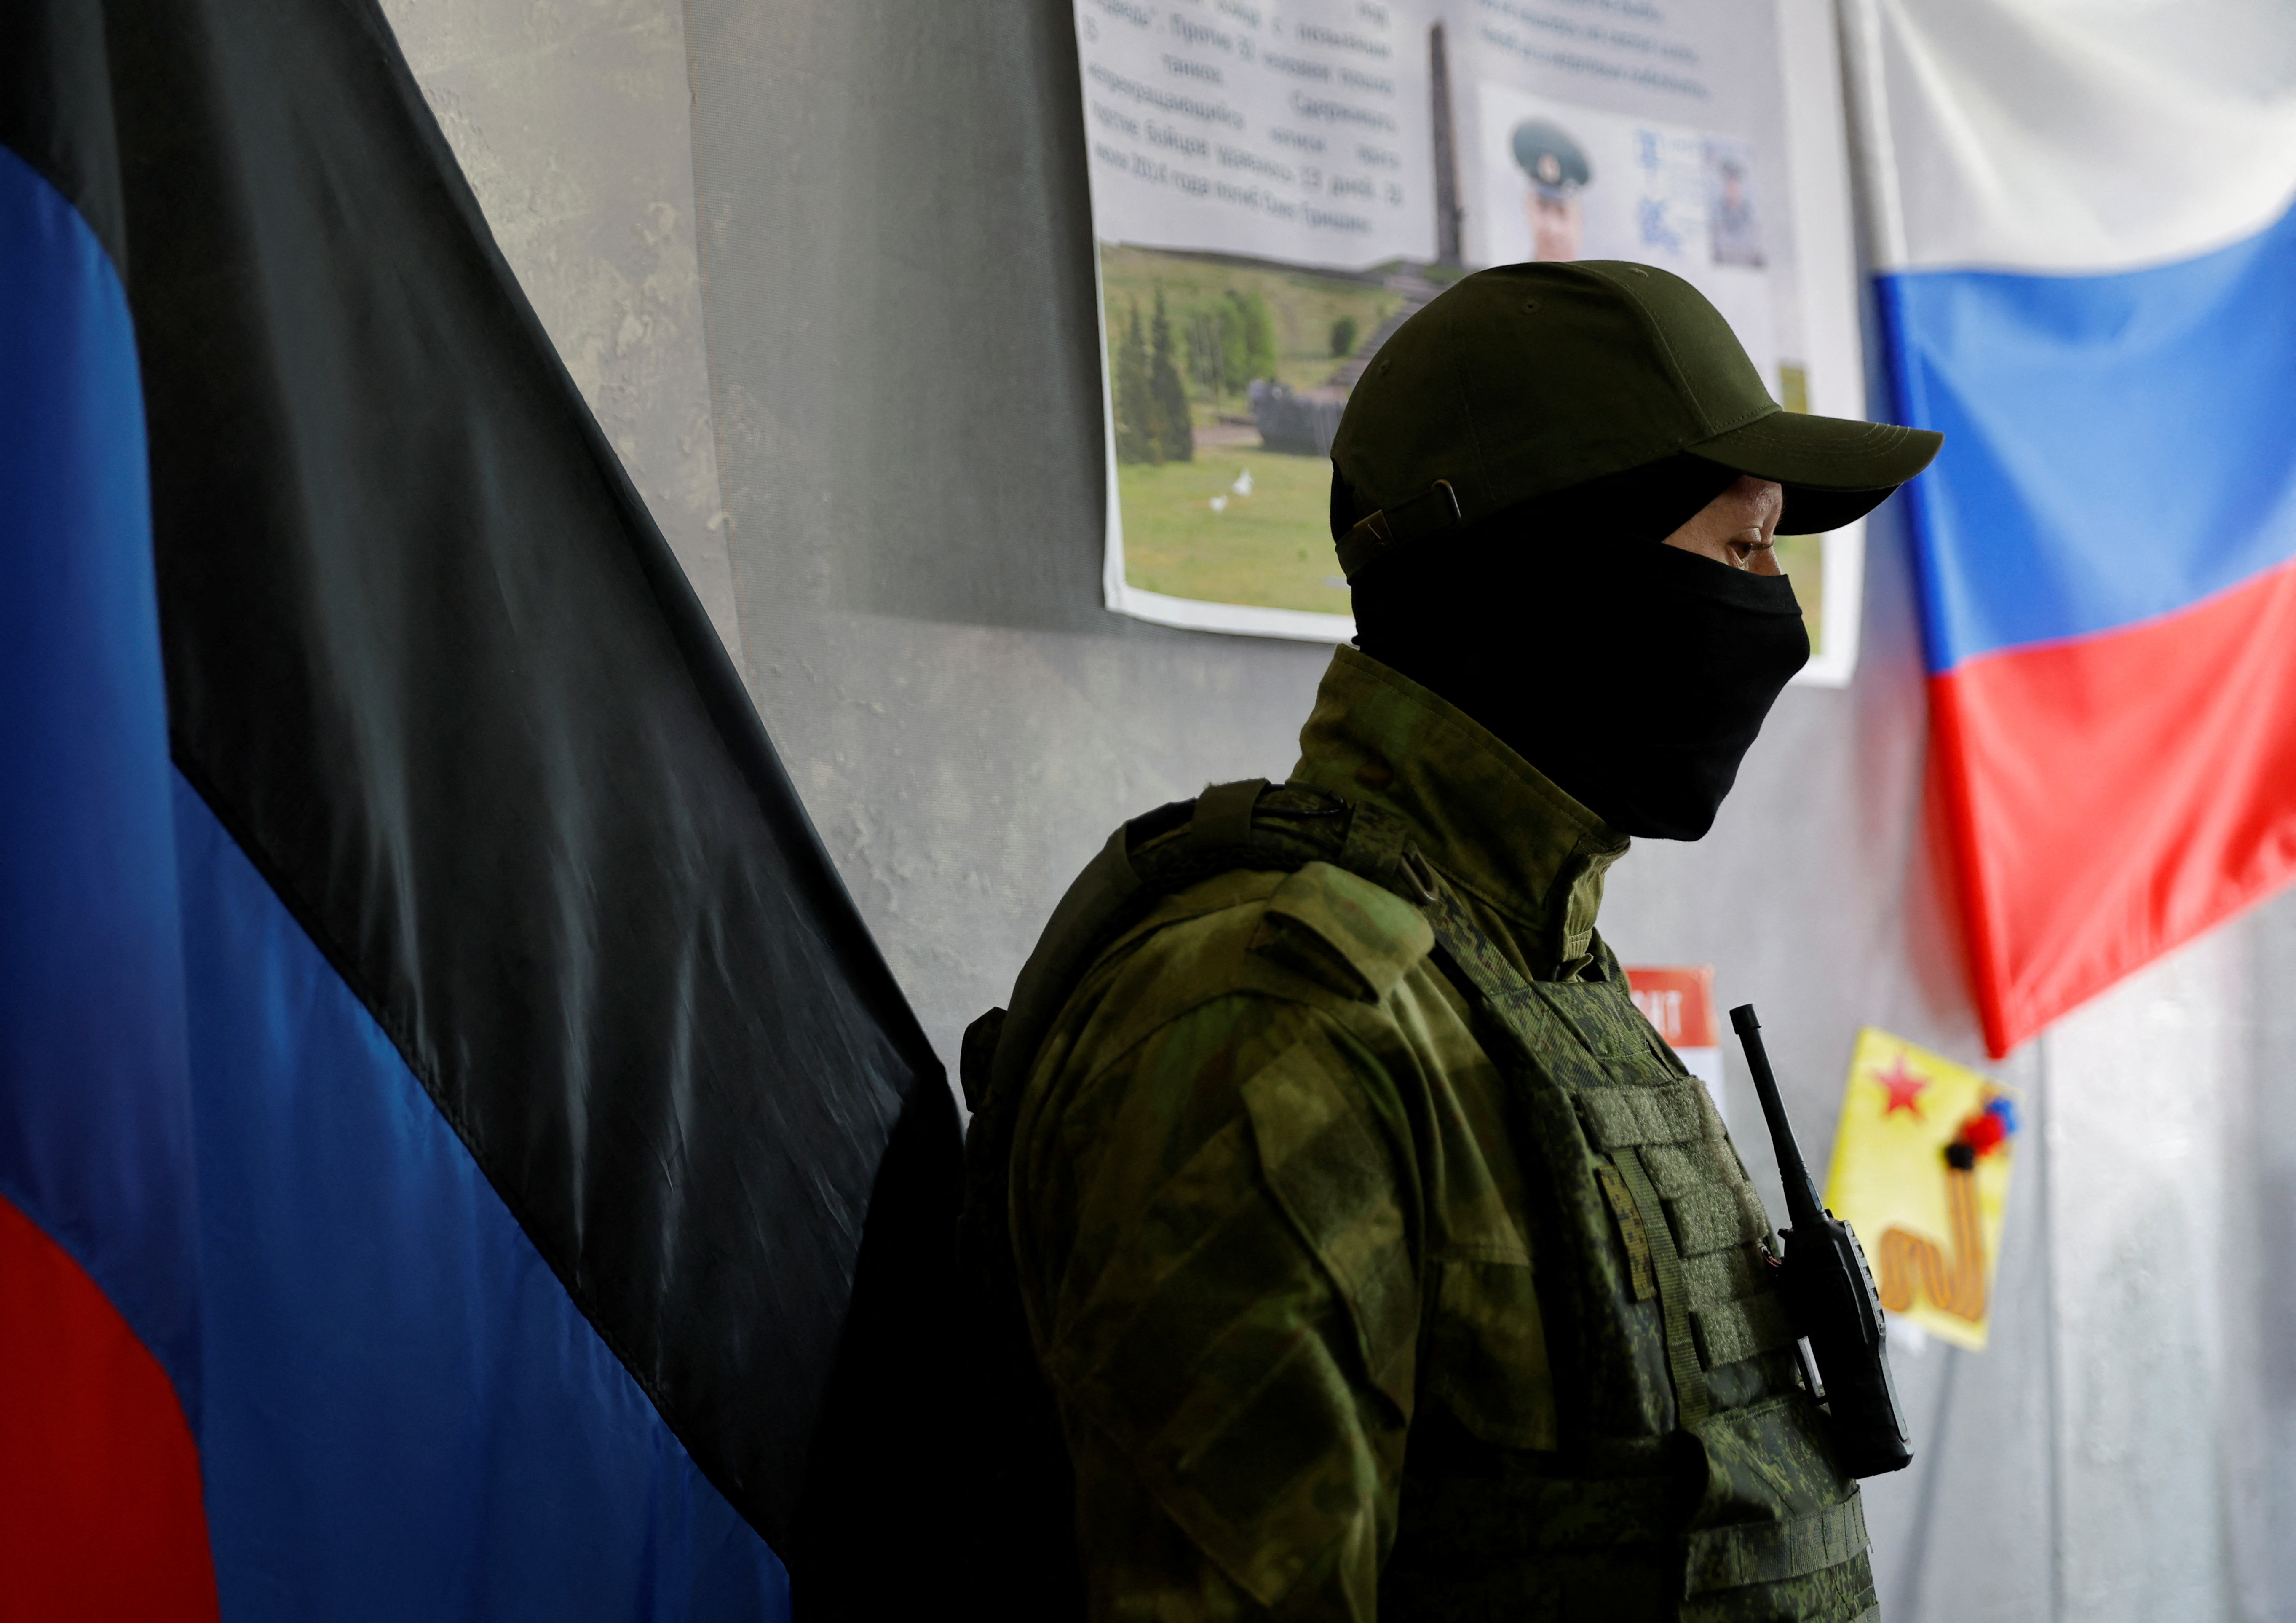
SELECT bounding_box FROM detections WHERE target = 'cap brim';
[1689,408,1942,534]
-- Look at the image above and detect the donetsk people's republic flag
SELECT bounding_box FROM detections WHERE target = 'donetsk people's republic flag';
[1858,0,2296,1055]
[0,0,955,1615]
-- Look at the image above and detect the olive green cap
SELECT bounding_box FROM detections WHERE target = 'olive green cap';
[1330,261,1940,577]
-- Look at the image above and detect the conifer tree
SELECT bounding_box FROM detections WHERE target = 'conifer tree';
[1149,287,1194,463]
[1114,300,1157,465]
[1186,311,1226,397]
[1219,292,1250,395]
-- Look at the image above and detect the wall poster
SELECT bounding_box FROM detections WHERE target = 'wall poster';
[1073,0,1870,683]
[1823,1028,2020,1352]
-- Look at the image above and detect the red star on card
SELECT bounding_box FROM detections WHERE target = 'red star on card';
[1875,1055,1929,1117]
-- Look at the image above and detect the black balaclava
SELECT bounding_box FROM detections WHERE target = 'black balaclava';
[1346,455,1811,841]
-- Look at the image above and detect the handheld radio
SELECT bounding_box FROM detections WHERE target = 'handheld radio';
[1729,1004,1913,1478]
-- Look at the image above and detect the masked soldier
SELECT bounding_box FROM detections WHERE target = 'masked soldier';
[958,262,1940,1621]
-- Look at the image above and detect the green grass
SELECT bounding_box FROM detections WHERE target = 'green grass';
[1121,447,1349,615]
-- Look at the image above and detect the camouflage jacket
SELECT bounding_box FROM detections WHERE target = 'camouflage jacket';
[990,647,1874,1622]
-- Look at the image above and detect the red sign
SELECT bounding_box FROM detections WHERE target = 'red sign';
[1624,965,1716,1048]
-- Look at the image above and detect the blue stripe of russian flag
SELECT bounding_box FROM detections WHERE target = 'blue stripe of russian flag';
[0,142,787,1618]
[1884,201,2296,673]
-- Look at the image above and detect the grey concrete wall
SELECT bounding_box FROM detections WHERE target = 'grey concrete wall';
[387,0,2296,1614]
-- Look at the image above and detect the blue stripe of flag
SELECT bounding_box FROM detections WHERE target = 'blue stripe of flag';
[1881,197,2296,672]
[172,772,789,1621]
[0,142,204,1417]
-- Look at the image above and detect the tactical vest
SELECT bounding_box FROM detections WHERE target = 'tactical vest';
[959,781,1876,1623]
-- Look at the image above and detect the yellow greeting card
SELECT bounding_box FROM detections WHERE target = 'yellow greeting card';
[1822,1028,2020,1351]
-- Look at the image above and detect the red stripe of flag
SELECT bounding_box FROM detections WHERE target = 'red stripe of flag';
[1934,554,2296,1055]
[0,1194,217,1621]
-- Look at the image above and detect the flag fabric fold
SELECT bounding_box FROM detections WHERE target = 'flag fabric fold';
[0,0,954,1614]
[1855,0,2296,1054]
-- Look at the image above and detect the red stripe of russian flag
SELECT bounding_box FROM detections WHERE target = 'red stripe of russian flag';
[1933,557,2296,1055]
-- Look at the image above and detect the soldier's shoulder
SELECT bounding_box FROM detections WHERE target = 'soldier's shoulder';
[1249,859,1435,1003]
[1112,857,1436,1011]
[1034,860,1440,1098]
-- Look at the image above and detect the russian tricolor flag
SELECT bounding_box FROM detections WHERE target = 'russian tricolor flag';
[1856,0,2296,1056]
[2,0,954,1615]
